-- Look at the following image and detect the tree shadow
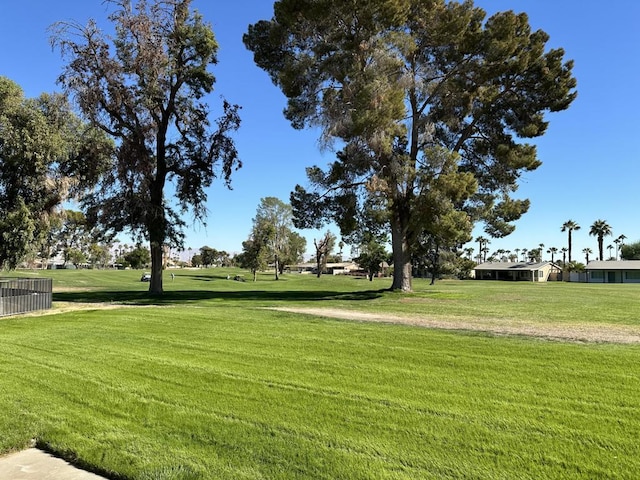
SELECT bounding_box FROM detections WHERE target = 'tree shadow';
[52,288,387,306]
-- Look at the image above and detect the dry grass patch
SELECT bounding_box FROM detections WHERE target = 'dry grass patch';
[270,307,640,344]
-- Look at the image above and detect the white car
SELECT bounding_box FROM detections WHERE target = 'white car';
[140,273,151,282]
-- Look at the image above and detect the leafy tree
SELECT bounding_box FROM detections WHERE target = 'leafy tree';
[252,197,301,279]
[245,0,576,291]
[280,231,307,273]
[0,77,110,269]
[620,241,640,260]
[199,246,219,267]
[238,224,274,281]
[190,253,203,267]
[589,219,612,261]
[37,210,64,269]
[415,203,472,283]
[457,257,477,279]
[561,220,580,263]
[53,0,241,294]
[216,250,231,267]
[0,200,35,270]
[326,254,343,264]
[313,231,336,278]
[354,235,389,281]
[66,248,87,268]
[88,242,111,269]
[124,244,151,270]
[58,210,89,264]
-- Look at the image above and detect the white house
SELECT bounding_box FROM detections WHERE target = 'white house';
[474,261,562,282]
[584,261,640,283]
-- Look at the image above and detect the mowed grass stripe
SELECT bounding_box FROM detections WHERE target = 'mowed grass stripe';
[1,304,640,478]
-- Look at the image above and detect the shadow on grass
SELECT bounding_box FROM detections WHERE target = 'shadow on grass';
[53,288,386,306]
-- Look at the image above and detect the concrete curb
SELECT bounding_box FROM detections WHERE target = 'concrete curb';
[0,448,108,479]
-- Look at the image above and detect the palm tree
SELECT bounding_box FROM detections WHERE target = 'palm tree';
[547,247,558,263]
[589,219,612,261]
[606,244,614,260]
[614,234,627,260]
[561,247,568,265]
[521,248,528,262]
[464,247,474,260]
[538,243,545,260]
[561,220,580,263]
[583,247,593,264]
[528,248,541,262]
[475,236,489,263]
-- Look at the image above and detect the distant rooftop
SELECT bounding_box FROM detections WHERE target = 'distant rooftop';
[586,261,640,270]
[474,261,558,271]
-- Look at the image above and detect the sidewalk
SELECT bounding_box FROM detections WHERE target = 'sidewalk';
[0,449,108,480]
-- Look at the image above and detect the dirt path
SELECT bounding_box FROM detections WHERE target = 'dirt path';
[18,301,640,344]
[269,307,640,344]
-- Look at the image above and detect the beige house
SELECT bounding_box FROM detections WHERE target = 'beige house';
[292,262,359,275]
[584,261,640,283]
[474,261,562,282]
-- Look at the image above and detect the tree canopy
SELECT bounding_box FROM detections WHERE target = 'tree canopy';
[52,0,241,293]
[252,197,306,278]
[620,241,640,261]
[245,0,577,291]
[0,77,111,269]
[589,219,612,262]
[354,234,389,281]
[237,223,275,281]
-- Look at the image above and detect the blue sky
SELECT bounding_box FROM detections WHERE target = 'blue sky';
[1,1,639,261]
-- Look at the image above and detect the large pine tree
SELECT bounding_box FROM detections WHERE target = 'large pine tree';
[245,0,577,291]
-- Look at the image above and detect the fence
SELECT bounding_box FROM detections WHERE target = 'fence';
[0,278,53,317]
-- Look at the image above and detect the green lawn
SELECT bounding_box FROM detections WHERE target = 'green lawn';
[1,269,639,479]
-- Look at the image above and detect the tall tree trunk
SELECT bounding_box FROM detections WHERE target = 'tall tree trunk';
[149,239,164,294]
[147,121,169,295]
[148,176,166,295]
[316,253,322,278]
[390,213,412,292]
[274,254,279,280]
[598,237,603,261]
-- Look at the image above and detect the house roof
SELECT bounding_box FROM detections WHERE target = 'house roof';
[586,261,640,270]
[474,261,559,271]
[293,262,359,269]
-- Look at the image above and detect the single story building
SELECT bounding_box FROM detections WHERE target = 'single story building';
[584,261,640,283]
[474,261,562,282]
[291,262,359,275]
